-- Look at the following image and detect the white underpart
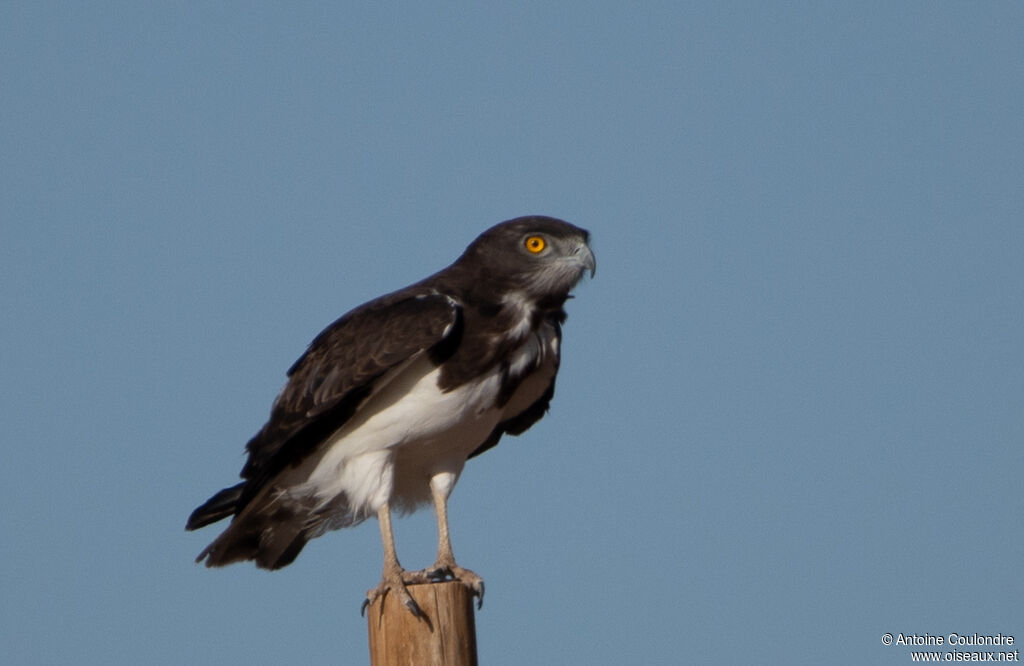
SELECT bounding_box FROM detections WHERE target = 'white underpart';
[503,326,559,419]
[280,312,560,526]
[499,291,536,341]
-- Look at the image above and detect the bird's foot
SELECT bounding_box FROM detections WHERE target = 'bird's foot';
[422,561,485,609]
[361,567,433,619]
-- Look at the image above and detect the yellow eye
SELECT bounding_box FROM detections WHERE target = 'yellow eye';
[524,235,546,253]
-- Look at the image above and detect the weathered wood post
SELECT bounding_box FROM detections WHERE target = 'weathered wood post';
[366,581,478,666]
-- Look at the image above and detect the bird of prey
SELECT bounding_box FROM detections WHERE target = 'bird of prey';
[186,215,595,616]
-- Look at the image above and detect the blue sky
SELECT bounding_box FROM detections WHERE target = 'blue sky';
[2,3,1022,664]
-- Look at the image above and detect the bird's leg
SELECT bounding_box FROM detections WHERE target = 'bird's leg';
[422,473,485,608]
[362,502,430,618]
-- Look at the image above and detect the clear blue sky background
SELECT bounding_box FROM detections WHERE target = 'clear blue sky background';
[2,3,1022,664]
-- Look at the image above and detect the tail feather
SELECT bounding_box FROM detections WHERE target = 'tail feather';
[186,482,245,530]
[195,520,310,570]
[189,482,315,570]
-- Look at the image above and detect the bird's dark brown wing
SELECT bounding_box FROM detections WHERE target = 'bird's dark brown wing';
[238,292,461,494]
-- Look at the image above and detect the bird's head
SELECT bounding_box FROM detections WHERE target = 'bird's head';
[455,216,595,307]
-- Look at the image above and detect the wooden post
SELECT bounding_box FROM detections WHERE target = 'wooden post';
[366,581,478,666]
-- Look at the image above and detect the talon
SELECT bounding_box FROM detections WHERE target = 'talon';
[360,598,370,617]
[404,596,424,619]
[364,567,430,620]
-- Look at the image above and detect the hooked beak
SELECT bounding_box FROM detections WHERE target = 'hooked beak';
[575,242,596,278]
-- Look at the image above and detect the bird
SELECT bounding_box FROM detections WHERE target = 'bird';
[186,215,595,616]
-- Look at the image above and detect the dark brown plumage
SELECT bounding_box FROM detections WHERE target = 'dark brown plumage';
[186,215,594,612]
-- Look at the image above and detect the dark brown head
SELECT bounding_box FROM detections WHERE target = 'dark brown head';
[452,216,596,305]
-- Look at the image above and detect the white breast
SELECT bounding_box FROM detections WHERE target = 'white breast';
[282,319,558,522]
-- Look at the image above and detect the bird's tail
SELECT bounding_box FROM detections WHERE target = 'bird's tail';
[186,482,313,570]
[186,482,245,530]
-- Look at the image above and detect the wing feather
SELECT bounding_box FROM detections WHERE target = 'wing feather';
[239,292,460,490]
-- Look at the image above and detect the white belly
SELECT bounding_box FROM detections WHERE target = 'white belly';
[282,321,559,522]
